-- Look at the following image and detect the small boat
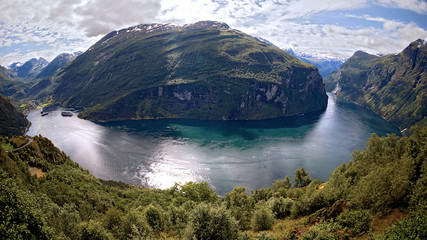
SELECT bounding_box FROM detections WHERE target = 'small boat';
[41,112,49,117]
[61,111,73,117]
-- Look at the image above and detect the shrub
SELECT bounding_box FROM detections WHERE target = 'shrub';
[378,206,427,240]
[294,168,312,187]
[144,204,165,233]
[78,220,113,240]
[299,222,338,240]
[224,187,255,230]
[255,231,275,240]
[272,176,291,192]
[267,197,293,219]
[185,203,238,240]
[252,206,275,231]
[336,209,372,236]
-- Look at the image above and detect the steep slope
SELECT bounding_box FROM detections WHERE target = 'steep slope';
[36,53,78,79]
[0,66,28,99]
[324,39,427,129]
[53,21,327,121]
[0,94,29,136]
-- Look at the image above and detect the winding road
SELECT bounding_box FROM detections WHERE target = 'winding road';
[5,137,33,153]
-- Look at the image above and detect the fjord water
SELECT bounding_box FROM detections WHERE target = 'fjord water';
[27,94,400,195]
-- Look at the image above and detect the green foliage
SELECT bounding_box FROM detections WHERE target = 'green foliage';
[335,210,372,236]
[0,94,29,136]
[299,222,338,240]
[169,181,219,205]
[293,168,312,187]
[185,203,238,240]
[78,220,113,240]
[251,187,273,202]
[378,205,427,240]
[272,175,291,193]
[0,170,55,240]
[144,203,165,233]
[255,231,276,240]
[224,187,255,230]
[252,206,275,231]
[267,197,294,219]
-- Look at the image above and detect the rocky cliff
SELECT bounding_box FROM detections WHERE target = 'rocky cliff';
[52,21,328,121]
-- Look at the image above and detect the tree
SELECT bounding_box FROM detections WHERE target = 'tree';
[185,203,238,240]
[294,168,312,187]
[223,187,255,230]
[144,204,164,233]
[252,206,275,231]
[272,175,291,191]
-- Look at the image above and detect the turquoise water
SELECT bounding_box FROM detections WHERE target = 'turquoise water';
[27,94,400,195]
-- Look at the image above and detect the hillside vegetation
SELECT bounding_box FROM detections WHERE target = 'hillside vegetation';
[324,39,426,129]
[49,21,327,121]
[0,94,29,136]
[1,125,425,239]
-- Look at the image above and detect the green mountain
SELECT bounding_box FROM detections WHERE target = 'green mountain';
[324,39,427,129]
[0,94,29,136]
[52,21,327,121]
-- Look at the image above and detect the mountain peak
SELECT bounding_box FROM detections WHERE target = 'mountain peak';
[184,21,230,30]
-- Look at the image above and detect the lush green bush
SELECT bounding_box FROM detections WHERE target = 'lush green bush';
[144,203,165,233]
[78,220,113,240]
[267,197,293,219]
[255,231,276,240]
[252,206,275,231]
[336,209,372,236]
[293,168,312,187]
[299,222,338,240]
[378,206,427,240]
[0,171,55,240]
[185,203,238,240]
[224,187,255,230]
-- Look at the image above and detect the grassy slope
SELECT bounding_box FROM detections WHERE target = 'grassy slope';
[324,40,426,129]
[52,22,327,121]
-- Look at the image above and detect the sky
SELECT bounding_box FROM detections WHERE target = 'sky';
[1,0,427,66]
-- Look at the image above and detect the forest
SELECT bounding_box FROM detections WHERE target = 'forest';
[0,125,426,239]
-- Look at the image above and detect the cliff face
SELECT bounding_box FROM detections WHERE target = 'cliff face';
[324,39,427,129]
[53,21,327,121]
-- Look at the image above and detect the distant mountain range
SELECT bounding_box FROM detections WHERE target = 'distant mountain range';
[255,38,345,77]
[49,21,327,121]
[7,52,81,80]
[284,48,346,78]
[324,39,427,129]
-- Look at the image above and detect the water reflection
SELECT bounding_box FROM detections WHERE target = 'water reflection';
[27,94,400,195]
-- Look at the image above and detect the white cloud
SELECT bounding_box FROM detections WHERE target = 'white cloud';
[0,0,426,66]
[376,0,427,14]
